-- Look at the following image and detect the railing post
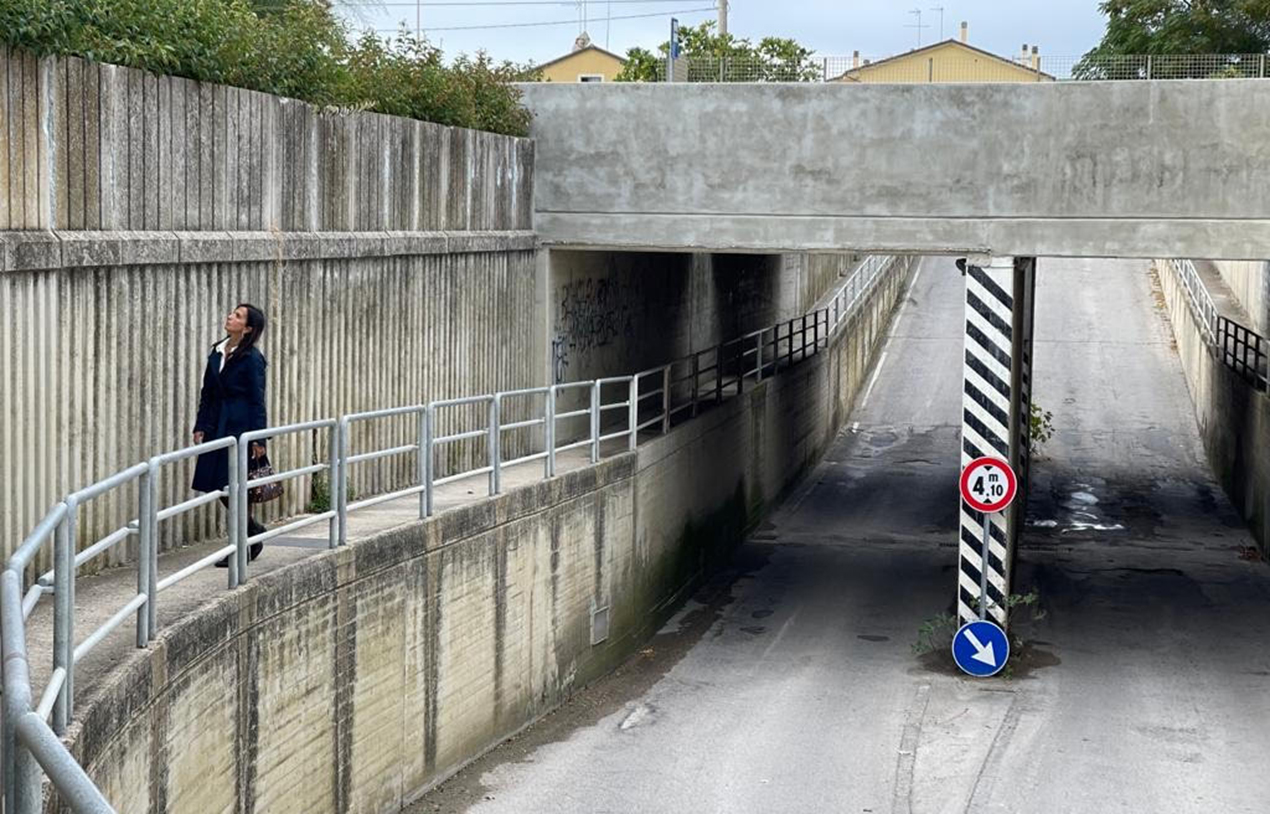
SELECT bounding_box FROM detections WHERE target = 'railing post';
[53,499,76,734]
[330,421,343,549]
[1146,54,1152,80]
[590,382,601,463]
[662,365,672,433]
[237,436,250,579]
[424,404,435,517]
[545,387,556,477]
[12,725,39,814]
[715,345,724,403]
[787,320,794,367]
[755,332,764,382]
[813,311,821,351]
[628,374,639,451]
[736,342,745,395]
[416,410,428,519]
[137,467,153,645]
[690,354,700,417]
[490,395,501,495]
[225,440,239,589]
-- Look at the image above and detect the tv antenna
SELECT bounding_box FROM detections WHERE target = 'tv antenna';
[930,6,945,40]
[906,8,930,47]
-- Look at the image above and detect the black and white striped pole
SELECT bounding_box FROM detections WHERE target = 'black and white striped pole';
[955,256,1036,628]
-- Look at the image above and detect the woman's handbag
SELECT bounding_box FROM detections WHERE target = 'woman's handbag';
[247,453,284,504]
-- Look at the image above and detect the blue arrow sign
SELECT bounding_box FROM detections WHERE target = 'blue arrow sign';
[951,620,1009,677]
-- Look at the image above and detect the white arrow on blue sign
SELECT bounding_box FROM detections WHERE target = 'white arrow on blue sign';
[951,620,1010,677]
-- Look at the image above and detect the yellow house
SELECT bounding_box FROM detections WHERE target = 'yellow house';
[837,25,1054,84]
[537,34,626,83]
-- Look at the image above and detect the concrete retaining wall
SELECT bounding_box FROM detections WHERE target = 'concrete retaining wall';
[0,47,533,232]
[0,234,543,570]
[0,48,542,568]
[547,250,851,385]
[56,257,912,814]
[1213,260,1270,335]
[1159,262,1270,554]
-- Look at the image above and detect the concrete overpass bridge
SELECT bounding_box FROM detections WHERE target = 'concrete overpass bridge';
[4,56,1270,813]
[519,80,1270,261]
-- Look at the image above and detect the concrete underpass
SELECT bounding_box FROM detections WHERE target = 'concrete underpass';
[7,55,1270,813]
[410,257,1270,814]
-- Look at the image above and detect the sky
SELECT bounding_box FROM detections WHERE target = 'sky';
[331,0,1111,66]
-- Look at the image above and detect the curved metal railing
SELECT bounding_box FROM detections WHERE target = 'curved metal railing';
[1,253,909,813]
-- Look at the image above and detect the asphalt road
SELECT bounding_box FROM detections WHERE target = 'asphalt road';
[410,257,1270,814]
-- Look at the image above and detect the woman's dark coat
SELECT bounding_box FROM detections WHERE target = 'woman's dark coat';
[191,343,268,493]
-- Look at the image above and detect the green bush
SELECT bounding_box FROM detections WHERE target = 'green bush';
[0,0,533,136]
[338,31,535,137]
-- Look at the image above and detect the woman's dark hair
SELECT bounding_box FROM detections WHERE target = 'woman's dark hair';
[229,303,267,358]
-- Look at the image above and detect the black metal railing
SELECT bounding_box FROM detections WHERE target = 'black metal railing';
[1218,317,1269,392]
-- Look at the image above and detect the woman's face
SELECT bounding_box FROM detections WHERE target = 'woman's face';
[224,307,252,337]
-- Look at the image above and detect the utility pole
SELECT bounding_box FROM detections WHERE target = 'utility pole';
[906,8,930,47]
[415,0,421,39]
[719,0,728,37]
[930,6,945,40]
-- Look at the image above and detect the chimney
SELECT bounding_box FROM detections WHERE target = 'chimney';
[1021,43,1028,62]
[959,21,968,44]
[1031,45,1040,71]
[852,50,860,68]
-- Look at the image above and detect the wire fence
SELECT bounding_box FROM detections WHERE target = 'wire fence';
[648,53,1270,83]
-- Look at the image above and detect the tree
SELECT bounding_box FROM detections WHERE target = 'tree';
[1076,0,1270,79]
[614,21,819,82]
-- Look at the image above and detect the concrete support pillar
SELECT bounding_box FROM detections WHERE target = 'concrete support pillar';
[957,256,1036,627]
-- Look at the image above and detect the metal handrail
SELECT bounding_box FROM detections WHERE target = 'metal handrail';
[1168,258,1218,343]
[1163,258,1267,391]
[1,253,904,812]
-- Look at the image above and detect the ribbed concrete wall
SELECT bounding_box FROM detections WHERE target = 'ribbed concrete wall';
[0,238,541,569]
[57,258,912,814]
[0,48,542,568]
[0,47,533,232]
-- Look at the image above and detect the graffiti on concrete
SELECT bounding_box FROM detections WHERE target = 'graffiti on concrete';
[551,276,639,382]
[551,336,570,384]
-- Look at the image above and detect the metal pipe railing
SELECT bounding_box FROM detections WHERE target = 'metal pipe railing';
[2,253,904,812]
[1162,258,1268,392]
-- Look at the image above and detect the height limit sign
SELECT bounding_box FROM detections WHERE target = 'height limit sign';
[959,456,1017,514]
[953,457,1018,678]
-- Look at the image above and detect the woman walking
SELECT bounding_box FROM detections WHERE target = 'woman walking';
[191,303,270,563]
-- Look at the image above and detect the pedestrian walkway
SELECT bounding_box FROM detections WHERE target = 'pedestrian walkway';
[23,444,607,708]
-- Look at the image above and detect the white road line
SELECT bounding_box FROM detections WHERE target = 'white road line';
[761,608,801,660]
[859,258,923,415]
[859,350,888,410]
[891,262,924,326]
